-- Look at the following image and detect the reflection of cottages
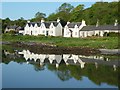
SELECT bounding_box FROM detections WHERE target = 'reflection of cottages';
[63,54,85,69]
[18,50,86,69]
[4,50,20,59]
[4,49,118,71]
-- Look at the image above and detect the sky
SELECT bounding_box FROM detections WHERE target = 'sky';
[1,0,118,20]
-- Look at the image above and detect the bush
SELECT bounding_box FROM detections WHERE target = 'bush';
[108,32,120,37]
[8,30,16,35]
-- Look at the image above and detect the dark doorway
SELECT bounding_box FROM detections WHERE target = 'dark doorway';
[104,32,109,37]
[46,31,49,36]
[69,29,73,37]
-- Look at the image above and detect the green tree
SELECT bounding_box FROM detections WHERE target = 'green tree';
[35,12,46,19]
[30,12,46,22]
[2,18,11,33]
[82,2,118,25]
[57,3,74,13]
[47,13,57,21]
[70,4,84,22]
[55,3,74,22]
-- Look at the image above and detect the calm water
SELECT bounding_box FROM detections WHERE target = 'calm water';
[1,45,120,88]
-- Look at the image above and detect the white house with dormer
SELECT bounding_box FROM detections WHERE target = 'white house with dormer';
[64,20,86,38]
[23,18,119,38]
[24,18,62,36]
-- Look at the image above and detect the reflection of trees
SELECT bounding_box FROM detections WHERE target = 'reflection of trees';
[56,70,71,81]
[29,61,45,72]
[48,63,72,81]
[47,63,119,87]
[33,64,45,72]
[67,65,82,80]
[81,64,119,86]
[2,50,6,58]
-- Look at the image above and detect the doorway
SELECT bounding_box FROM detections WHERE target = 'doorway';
[46,31,49,36]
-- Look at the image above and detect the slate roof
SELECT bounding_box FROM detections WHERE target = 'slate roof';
[43,22,51,28]
[6,25,18,29]
[81,25,120,31]
[36,23,41,27]
[18,27,24,30]
[67,22,82,28]
[66,59,75,64]
[27,22,36,27]
[27,21,59,28]
[27,23,31,27]
[52,60,57,64]
[50,21,59,27]
[6,25,24,31]
[16,26,24,30]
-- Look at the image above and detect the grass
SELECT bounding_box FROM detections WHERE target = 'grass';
[2,34,119,49]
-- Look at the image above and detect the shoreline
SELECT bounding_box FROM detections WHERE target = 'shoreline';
[2,41,120,55]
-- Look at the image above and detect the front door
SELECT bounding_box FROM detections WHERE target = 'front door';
[70,32,72,37]
[46,31,48,36]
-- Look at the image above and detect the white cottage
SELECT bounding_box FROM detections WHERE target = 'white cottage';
[24,18,62,36]
[80,20,119,37]
[64,20,86,38]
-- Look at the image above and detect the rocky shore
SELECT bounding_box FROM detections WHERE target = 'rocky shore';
[2,41,100,55]
[2,41,119,55]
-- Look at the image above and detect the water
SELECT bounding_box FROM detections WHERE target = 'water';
[1,45,119,88]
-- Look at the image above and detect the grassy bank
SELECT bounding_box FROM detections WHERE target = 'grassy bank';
[2,34,119,49]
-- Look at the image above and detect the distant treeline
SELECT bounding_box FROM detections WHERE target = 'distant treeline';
[1,1,119,33]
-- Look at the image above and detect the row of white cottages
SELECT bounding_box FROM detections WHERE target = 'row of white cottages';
[22,18,119,38]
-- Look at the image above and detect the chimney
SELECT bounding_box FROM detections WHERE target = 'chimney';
[57,17,60,22]
[41,18,45,23]
[114,19,118,26]
[56,63,59,68]
[27,21,30,23]
[82,19,86,26]
[96,19,99,27]
[67,21,70,25]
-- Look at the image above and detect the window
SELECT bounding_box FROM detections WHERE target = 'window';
[43,30,45,33]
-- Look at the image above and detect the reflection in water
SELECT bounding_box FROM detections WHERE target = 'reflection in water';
[17,50,119,71]
[18,50,85,69]
[2,49,119,88]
